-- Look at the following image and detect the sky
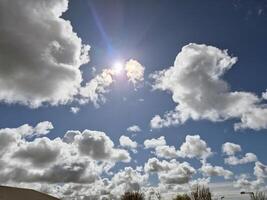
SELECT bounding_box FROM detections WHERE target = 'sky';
[0,0,267,199]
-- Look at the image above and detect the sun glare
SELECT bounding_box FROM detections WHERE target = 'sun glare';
[112,61,124,75]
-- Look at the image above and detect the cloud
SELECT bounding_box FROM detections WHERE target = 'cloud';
[155,145,177,159]
[79,69,114,107]
[224,153,257,165]
[150,43,267,131]
[70,107,80,114]
[200,163,233,179]
[144,135,212,160]
[127,125,141,132]
[144,158,196,185]
[0,121,53,142]
[177,135,212,160]
[125,59,145,85]
[158,162,196,185]
[12,137,61,168]
[144,157,179,173]
[0,123,265,199]
[262,90,267,100]
[75,130,131,162]
[79,59,145,107]
[222,142,242,156]
[108,167,148,196]
[144,136,166,149]
[234,174,265,191]
[254,161,267,179]
[0,1,144,111]
[0,123,130,187]
[222,143,258,166]
[119,135,138,149]
[0,0,89,108]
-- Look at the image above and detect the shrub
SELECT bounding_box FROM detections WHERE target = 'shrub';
[121,191,144,200]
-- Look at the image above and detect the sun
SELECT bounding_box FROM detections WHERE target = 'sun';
[112,61,124,75]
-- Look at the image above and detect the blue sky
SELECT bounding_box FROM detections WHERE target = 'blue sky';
[0,0,267,199]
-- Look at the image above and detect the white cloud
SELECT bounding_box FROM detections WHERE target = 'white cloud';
[150,43,267,131]
[0,123,131,187]
[34,121,54,137]
[109,167,148,196]
[144,136,166,149]
[189,177,211,187]
[0,121,53,141]
[75,130,131,162]
[234,174,265,191]
[144,157,178,173]
[12,137,61,168]
[79,69,114,107]
[144,158,196,185]
[119,135,138,149]
[224,153,257,165]
[200,163,233,179]
[125,59,145,85]
[145,135,212,160]
[155,145,177,159]
[70,107,80,114]
[254,161,267,179]
[0,0,89,108]
[0,2,145,110]
[262,90,267,100]
[127,125,141,132]
[159,161,196,185]
[222,142,242,156]
[177,135,212,160]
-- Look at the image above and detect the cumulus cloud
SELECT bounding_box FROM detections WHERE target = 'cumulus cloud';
[127,125,141,132]
[177,135,212,160]
[144,135,212,160]
[75,130,130,162]
[159,162,196,185]
[79,69,114,107]
[108,167,148,196]
[0,0,90,108]
[150,43,267,131]
[0,1,144,110]
[119,135,138,149]
[224,153,257,165]
[144,136,166,149]
[144,157,178,173]
[254,161,267,179]
[200,163,233,179]
[234,174,265,191]
[0,123,130,187]
[125,59,145,85]
[0,128,263,199]
[222,142,242,156]
[0,121,53,142]
[155,145,178,159]
[12,137,61,168]
[144,158,196,185]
